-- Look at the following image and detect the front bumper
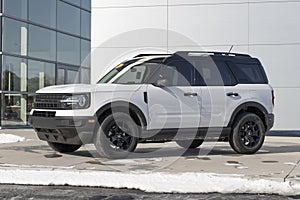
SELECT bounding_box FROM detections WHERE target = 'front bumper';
[29,115,98,145]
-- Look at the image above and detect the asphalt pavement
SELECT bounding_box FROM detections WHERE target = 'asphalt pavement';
[0,129,299,196]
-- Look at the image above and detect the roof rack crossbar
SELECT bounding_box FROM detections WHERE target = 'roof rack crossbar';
[174,51,251,58]
[134,54,172,58]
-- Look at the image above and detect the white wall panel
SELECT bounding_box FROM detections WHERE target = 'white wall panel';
[249,45,300,88]
[249,2,300,44]
[92,0,166,8]
[273,88,300,130]
[168,45,249,54]
[168,4,248,46]
[92,7,167,48]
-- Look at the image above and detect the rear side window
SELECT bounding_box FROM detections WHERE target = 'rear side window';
[195,60,237,86]
[229,62,268,84]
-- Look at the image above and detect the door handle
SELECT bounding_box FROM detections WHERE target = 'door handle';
[227,92,239,97]
[184,92,198,97]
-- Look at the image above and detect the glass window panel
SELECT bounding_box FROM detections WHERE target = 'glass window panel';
[3,0,27,20]
[81,0,91,11]
[28,60,55,92]
[80,68,90,84]
[81,10,91,39]
[64,0,81,7]
[57,33,80,65]
[81,39,91,68]
[57,68,65,85]
[67,69,80,84]
[2,56,27,92]
[2,94,28,126]
[29,0,56,28]
[28,25,56,61]
[2,18,28,55]
[57,1,80,35]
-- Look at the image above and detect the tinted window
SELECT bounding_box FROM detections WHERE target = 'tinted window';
[28,25,56,61]
[230,63,268,84]
[29,0,56,28]
[2,18,27,55]
[67,69,80,84]
[81,39,91,68]
[81,0,91,10]
[166,60,195,86]
[80,68,90,84]
[64,0,81,7]
[3,0,27,20]
[2,56,27,92]
[28,60,55,92]
[81,10,91,39]
[57,1,81,35]
[195,60,236,86]
[57,33,81,65]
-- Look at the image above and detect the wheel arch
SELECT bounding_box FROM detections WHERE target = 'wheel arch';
[228,102,269,130]
[95,101,147,131]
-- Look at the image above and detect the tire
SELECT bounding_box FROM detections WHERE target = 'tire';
[229,112,265,154]
[94,112,139,159]
[48,142,81,153]
[176,139,204,149]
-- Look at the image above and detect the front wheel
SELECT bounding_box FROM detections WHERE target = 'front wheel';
[94,112,139,159]
[47,142,81,153]
[229,112,265,154]
[176,139,204,149]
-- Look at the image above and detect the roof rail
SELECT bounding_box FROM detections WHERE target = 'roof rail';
[174,51,251,58]
[134,54,172,58]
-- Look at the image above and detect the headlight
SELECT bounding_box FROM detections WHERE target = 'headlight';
[60,93,90,109]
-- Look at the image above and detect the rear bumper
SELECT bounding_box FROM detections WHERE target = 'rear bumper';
[266,113,275,131]
[29,115,97,145]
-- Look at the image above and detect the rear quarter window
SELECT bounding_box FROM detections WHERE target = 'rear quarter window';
[229,62,268,84]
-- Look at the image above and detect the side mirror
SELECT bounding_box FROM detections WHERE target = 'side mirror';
[153,79,170,87]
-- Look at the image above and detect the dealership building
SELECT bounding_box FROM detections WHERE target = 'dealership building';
[0,0,91,127]
[91,0,300,130]
[0,0,298,130]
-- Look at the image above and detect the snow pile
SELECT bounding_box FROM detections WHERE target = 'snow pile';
[0,169,299,195]
[0,134,25,144]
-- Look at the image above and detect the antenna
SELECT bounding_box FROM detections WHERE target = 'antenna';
[228,45,234,53]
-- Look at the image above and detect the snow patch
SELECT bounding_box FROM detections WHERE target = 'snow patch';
[0,169,298,195]
[0,134,25,144]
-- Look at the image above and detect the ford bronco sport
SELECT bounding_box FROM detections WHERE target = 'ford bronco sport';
[29,51,274,158]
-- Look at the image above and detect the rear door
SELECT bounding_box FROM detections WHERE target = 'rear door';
[195,58,243,127]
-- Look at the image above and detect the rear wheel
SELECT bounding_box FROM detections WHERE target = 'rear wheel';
[48,142,81,153]
[229,112,265,154]
[176,139,204,149]
[94,112,139,159]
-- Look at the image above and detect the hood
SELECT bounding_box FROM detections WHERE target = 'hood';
[36,84,97,94]
[36,83,143,94]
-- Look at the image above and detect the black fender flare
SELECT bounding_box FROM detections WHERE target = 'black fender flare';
[94,101,147,131]
[228,102,269,128]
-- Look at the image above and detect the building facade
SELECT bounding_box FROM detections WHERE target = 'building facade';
[91,0,300,130]
[0,0,91,127]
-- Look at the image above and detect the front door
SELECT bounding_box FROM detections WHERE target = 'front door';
[147,60,201,130]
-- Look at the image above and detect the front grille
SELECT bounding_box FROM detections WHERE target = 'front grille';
[34,94,70,110]
[33,111,56,118]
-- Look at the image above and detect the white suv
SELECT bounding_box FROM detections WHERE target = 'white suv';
[29,51,274,158]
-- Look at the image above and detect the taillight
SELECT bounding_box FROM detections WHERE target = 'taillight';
[272,90,275,106]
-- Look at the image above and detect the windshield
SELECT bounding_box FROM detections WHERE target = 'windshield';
[98,58,163,84]
[98,59,139,83]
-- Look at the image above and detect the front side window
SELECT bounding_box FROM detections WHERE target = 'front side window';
[113,63,158,84]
